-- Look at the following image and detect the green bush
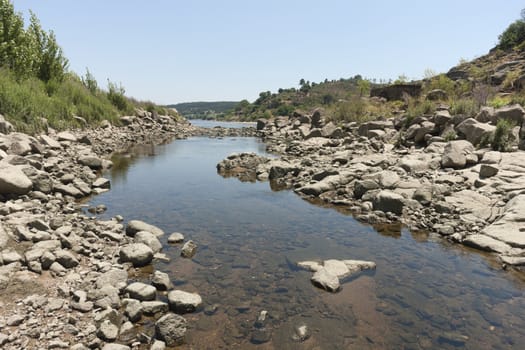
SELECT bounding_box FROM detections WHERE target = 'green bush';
[488,96,512,108]
[492,119,515,151]
[332,97,368,123]
[450,99,479,117]
[499,19,525,50]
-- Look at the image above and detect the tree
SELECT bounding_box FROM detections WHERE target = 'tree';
[0,0,31,78]
[27,11,68,82]
[299,78,305,86]
[498,18,525,50]
[357,79,371,97]
[82,68,98,94]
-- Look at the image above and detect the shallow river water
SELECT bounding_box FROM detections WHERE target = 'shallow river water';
[88,127,525,349]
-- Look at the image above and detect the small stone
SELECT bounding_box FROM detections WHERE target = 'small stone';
[125,299,142,322]
[119,243,153,267]
[151,271,172,290]
[97,320,119,342]
[292,324,310,342]
[167,232,184,243]
[479,164,499,178]
[6,314,24,326]
[180,240,197,258]
[311,268,340,292]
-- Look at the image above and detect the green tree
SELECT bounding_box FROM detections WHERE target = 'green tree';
[82,68,98,94]
[357,79,371,97]
[0,0,32,78]
[27,11,68,82]
[498,8,525,50]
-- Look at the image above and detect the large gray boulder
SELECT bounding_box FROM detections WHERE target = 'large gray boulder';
[441,140,475,169]
[268,160,301,180]
[456,118,495,145]
[168,290,202,313]
[78,155,103,170]
[119,243,154,267]
[126,220,164,237]
[493,104,525,126]
[155,313,187,347]
[125,282,156,301]
[134,231,162,253]
[481,194,525,249]
[0,164,33,195]
[372,190,405,215]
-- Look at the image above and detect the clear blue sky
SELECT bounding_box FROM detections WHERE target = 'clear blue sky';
[13,1,525,104]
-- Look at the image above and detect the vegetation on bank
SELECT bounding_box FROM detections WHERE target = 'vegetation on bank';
[0,0,174,133]
[168,101,239,120]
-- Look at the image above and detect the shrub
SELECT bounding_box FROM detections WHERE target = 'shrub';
[492,119,516,151]
[488,96,512,108]
[498,19,525,50]
[444,130,457,141]
[450,99,479,117]
[107,80,133,113]
[427,74,455,96]
[332,97,368,123]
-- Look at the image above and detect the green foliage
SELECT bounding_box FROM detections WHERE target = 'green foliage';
[492,119,516,151]
[488,96,512,108]
[450,98,479,117]
[0,1,68,82]
[426,74,455,96]
[107,80,132,113]
[405,99,435,121]
[498,17,525,50]
[0,69,119,133]
[331,97,368,123]
[81,68,98,94]
[444,130,457,141]
[357,79,371,97]
[276,104,294,116]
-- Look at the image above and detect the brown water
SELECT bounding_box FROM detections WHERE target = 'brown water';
[88,134,525,349]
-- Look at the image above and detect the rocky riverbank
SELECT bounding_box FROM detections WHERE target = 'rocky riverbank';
[218,105,525,271]
[0,111,256,349]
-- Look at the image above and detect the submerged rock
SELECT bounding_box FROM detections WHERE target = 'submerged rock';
[180,240,197,258]
[155,313,187,347]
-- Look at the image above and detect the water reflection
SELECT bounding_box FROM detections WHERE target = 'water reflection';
[88,135,525,349]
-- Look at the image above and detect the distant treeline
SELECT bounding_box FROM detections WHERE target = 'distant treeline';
[168,101,239,119]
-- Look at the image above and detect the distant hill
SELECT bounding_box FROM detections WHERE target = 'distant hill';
[168,101,239,119]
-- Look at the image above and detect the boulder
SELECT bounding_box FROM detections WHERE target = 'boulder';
[0,164,33,195]
[475,107,495,123]
[126,220,164,237]
[268,160,300,180]
[493,104,525,126]
[152,271,172,290]
[481,195,525,248]
[463,234,512,254]
[456,118,495,145]
[479,164,499,178]
[119,243,154,267]
[97,320,119,342]
[39,135,62,149]
[78,155,103,170]
[155,313,187,347]
[125,282,156,301]
[256,119,267,131]
[441,140,475,169]
[372,190,405,215]
[426,89,448,101]
[433,110,452,127]
[135,231,162,253]
[167,290,202,313]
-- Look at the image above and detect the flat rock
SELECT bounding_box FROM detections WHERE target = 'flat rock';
[167,290,202,313]
[125,282,156,301]
[56,131,77,142]
[463,234,512,254]
[481,195,525,248]
[311,268,340,292]
[126,220,164,237]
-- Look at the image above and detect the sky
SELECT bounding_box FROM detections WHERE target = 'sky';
[13,1,525,104]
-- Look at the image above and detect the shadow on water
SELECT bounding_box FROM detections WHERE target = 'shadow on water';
[88,135,525,350]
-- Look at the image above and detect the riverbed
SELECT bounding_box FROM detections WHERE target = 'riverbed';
[87,124,525,349]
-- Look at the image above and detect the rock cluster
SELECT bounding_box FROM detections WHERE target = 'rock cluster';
[0,111,203,349]
[220,105,525,270]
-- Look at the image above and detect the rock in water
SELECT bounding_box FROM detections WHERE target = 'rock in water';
[126,220,164,237]
[119,243,154,267]
[311,268,340,292]
[180,240,197,258]
[167,290,202,313]
[155,313,187,346]
[125,282,156,301]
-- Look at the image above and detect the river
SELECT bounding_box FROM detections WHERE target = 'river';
[87,122,525,349]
